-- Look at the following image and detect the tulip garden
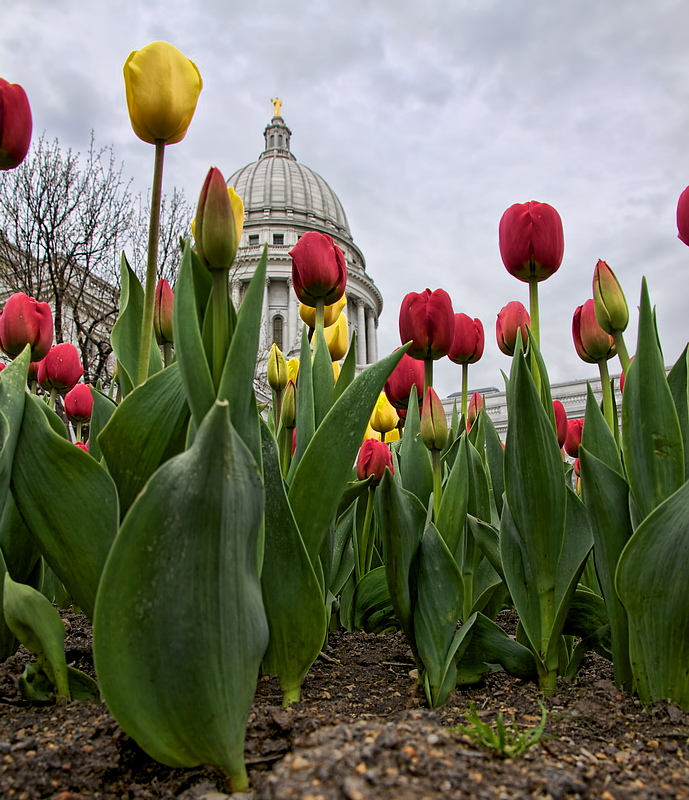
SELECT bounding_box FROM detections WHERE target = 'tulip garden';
[2,41,689,798]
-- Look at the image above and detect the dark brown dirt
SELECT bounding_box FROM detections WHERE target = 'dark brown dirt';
[1,611,688,799]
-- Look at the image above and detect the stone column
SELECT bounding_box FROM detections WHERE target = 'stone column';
[231,279,241,309]
[286,277,298,354]
[366,309,378,363]
[263,277,270,348]
[356,299,367,365]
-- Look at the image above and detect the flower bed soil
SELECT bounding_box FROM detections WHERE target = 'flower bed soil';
[1,611,688,799]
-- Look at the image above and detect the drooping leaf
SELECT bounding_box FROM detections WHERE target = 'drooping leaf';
[94,401,268,791]
[397,385,433,508]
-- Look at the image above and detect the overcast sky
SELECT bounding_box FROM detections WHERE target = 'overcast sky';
[3,0,689,398]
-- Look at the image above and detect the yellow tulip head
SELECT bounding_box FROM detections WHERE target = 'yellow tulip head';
[287,358,300,384]
[123,41,202,145]
[324,311,349,362]
[299,294,346,329]
[370,392,399,435]
[267,343,288,392]
[195,168,243,270]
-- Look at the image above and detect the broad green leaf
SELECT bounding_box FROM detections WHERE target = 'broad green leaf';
[93,402,268,791]
[88,386,117,463]
[435,433,469,555]
[99,363,190,519]
[414,524,464,707]
[616,478,689,709]
[622,279,684,519]
[581,385,623,475]
[376,470,426,658]
[172,243,215,429]
[260,421,325,705]
[668,345,689,478]
[332,331,357,403]
[111,254,162,396]
[467,515,504,583]
[289,327,315,476]
[0,347,30,510]
[353,566,398,634]
[11,394,119,618]
[288,346,407,564]
[483,409,505,520]
[311,325,334,429]
[219,248,268,466]
[398,386,433,507]
[3,574,70,699]
[562,588,608,639]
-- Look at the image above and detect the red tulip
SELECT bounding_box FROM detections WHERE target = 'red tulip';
[496,301,530,356]
[399,288,454,360]
[572,299,615,363]
[290,231,347,307]
[448,314,484,365]
[553,400,567,448]
[154,278,174,344]
[564,418,584,459]
[0,363,5,372]
[384,350,425,410]
[677,186,689,246]
[37,343,83,394]
[74,440,89,453]
[64,383,94,423]
[0,292,53,361]
[0,78,32,171]
[467,391,483,426]
[356,438,393,484]
[499,201,564,282]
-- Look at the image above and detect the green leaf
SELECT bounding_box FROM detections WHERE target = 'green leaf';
[0,347,30,511]
[93,401,268,791]
[414,525,464,707]
[311,325,334,429]
[622,278,684,519]
[353,566,398,634]
[668,345,689,479]
[3,574,70,699]
[333,331,357,403]
[219,248,267,466]
[397,386,433,507]
[289,327,316,476]
[172,243,215,429]
[99,363,190,519]
[483,410,505,520]
[616,478,689,709]
[436,433,469,555]
[288,346,407,564]
[11,395,119,618]
[111,254,162,396]
[87,387,117,464]
[260,421,325,704]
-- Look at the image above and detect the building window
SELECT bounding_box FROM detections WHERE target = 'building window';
[270,134,274,147]
[278,135,283,147]
[272,315,284,351]
[249,234,259,246]
[273,233,284,246]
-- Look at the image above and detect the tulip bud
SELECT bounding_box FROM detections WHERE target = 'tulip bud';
[399,288,454,361]
[287,358,300,384]
[195,168,243,270]
[153,279,174,344]
[467,391,483,426]
[64,383,94,423]
[384,350,425,411]
[290,231,347,307]
[448,313,484,365]
[496,301,530,356]
[75,441,89,453]
[592,260,628,335]
[0,78,32,170]
[370,393,399,435]
[553,400,568,449]
[299,294,347,329]
[324,311,349,362]
[280,379,297,429]
[420,387,448,452]
[356,438,393,485]
[499,201,564,282]
[677,186,689,246]
[0,292,53,361]
[572,299,616,363]
[37,343,83,394]
[123,41,202,145]
[267,343,288,392]
[564,418,584,459]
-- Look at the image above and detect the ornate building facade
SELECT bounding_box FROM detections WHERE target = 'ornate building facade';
[226,102,382,365]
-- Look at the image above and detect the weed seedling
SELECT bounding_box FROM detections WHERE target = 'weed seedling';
[452,701,547,758]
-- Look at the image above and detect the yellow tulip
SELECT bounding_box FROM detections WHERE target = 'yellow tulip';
[370,393,399,435]
[191,186,244,244]
[363,423,381,443]
[324,312,349,362]
[332,360,340,383]
[299,294,346,329]
[287,358,300,383]
[384,427,401,443]
[123,41,202,145]
[267,343,288,392]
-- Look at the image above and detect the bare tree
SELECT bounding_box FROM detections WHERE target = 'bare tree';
[0,134,133,383]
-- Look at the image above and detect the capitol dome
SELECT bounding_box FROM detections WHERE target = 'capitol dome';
[226,102,382,366]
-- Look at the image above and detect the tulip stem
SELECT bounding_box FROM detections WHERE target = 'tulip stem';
[613,330,631,375]
[424,358,433,394]
[75,421,82,443]
[598,358,615,433]
[136,139,166,387]
[528,277,540,348]
[211,270,231,391]
[431,449,443,522]
[461,364,469,424]
[358,486,376,579]
[315,298,325,333]
[49,387,57,411]
[162,342,173,369]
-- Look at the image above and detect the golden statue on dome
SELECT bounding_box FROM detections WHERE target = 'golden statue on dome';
[271,97,282,118]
